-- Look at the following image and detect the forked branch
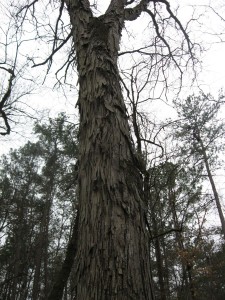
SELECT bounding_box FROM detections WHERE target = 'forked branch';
[0,69,15,135]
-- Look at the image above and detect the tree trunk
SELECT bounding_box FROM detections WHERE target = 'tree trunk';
[47,211,79,300]
[153,217,167,300]
[197,135,225,239]
[33,149,57,299]
[168,188,195,300]
[65,2,154,299]
[32,203,50,300]
[150,193,167,300]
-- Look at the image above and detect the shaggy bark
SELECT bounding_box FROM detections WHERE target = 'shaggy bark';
[64,0,154,299]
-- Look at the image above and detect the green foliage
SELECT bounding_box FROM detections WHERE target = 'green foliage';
[1,104,225,299]
[0,114,78,299]
[173,92,225,165]
[148,153,224,299]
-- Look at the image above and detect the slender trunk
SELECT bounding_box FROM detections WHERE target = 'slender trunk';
[47,211,79,300]
[160,236,170,300]
[33,156,56,299]
[168,189,195,300]
[11,192,27,300]
[150,194,167,300]
[65,3,154,299]
[153,219,167,300]
[34,147,59,299]
[198,136,225,239]
[10,247,20,300]
[32,200,51,300]
[43,223,50,299]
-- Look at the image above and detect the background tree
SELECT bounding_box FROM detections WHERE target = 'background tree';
[0,114,78,299]
[1,113,225,299]
[0,4,37,136]
[146,154,225,300]
[172,93,225,239]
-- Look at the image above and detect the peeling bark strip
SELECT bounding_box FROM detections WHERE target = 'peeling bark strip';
[65,0,154,299]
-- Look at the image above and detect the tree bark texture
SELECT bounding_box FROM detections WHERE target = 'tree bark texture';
[65,1,154,299]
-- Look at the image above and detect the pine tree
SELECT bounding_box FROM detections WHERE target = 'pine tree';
[173,93,225,239]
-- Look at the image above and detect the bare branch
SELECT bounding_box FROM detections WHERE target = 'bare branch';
[124,0,150,21]
[0,66,15,75]
[125,0,136,5]
[140,138,164,157]
[106,0,127,14]
[157,0,194,57]
[145,8,183,74]
[0,110,11,135]
[150,227,182,240]
[64,0,92,14]
[0,71,15,135]
[119,45,169,57]
[51,0,66,67]
[15,0,39,17]
[32,31,73,69]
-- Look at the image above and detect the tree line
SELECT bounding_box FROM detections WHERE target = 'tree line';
[1,93,225,299]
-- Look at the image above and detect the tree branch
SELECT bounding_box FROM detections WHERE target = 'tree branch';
[126,0,136,5]
[0,110,11,135]
[157,0,194,56]
[140,138,164,157]
[150,227,182,240]
[64,0,92,14]
[106,0,128,14]
[51,0,65,68]
[15,0,39,17]
[124,0,194,60]
[144,8,183,75]
[32,32,73,69]
[0,70,15,135]
[124,0,151,21]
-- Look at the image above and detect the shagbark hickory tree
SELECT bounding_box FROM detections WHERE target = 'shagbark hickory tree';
[5,0,198,299]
